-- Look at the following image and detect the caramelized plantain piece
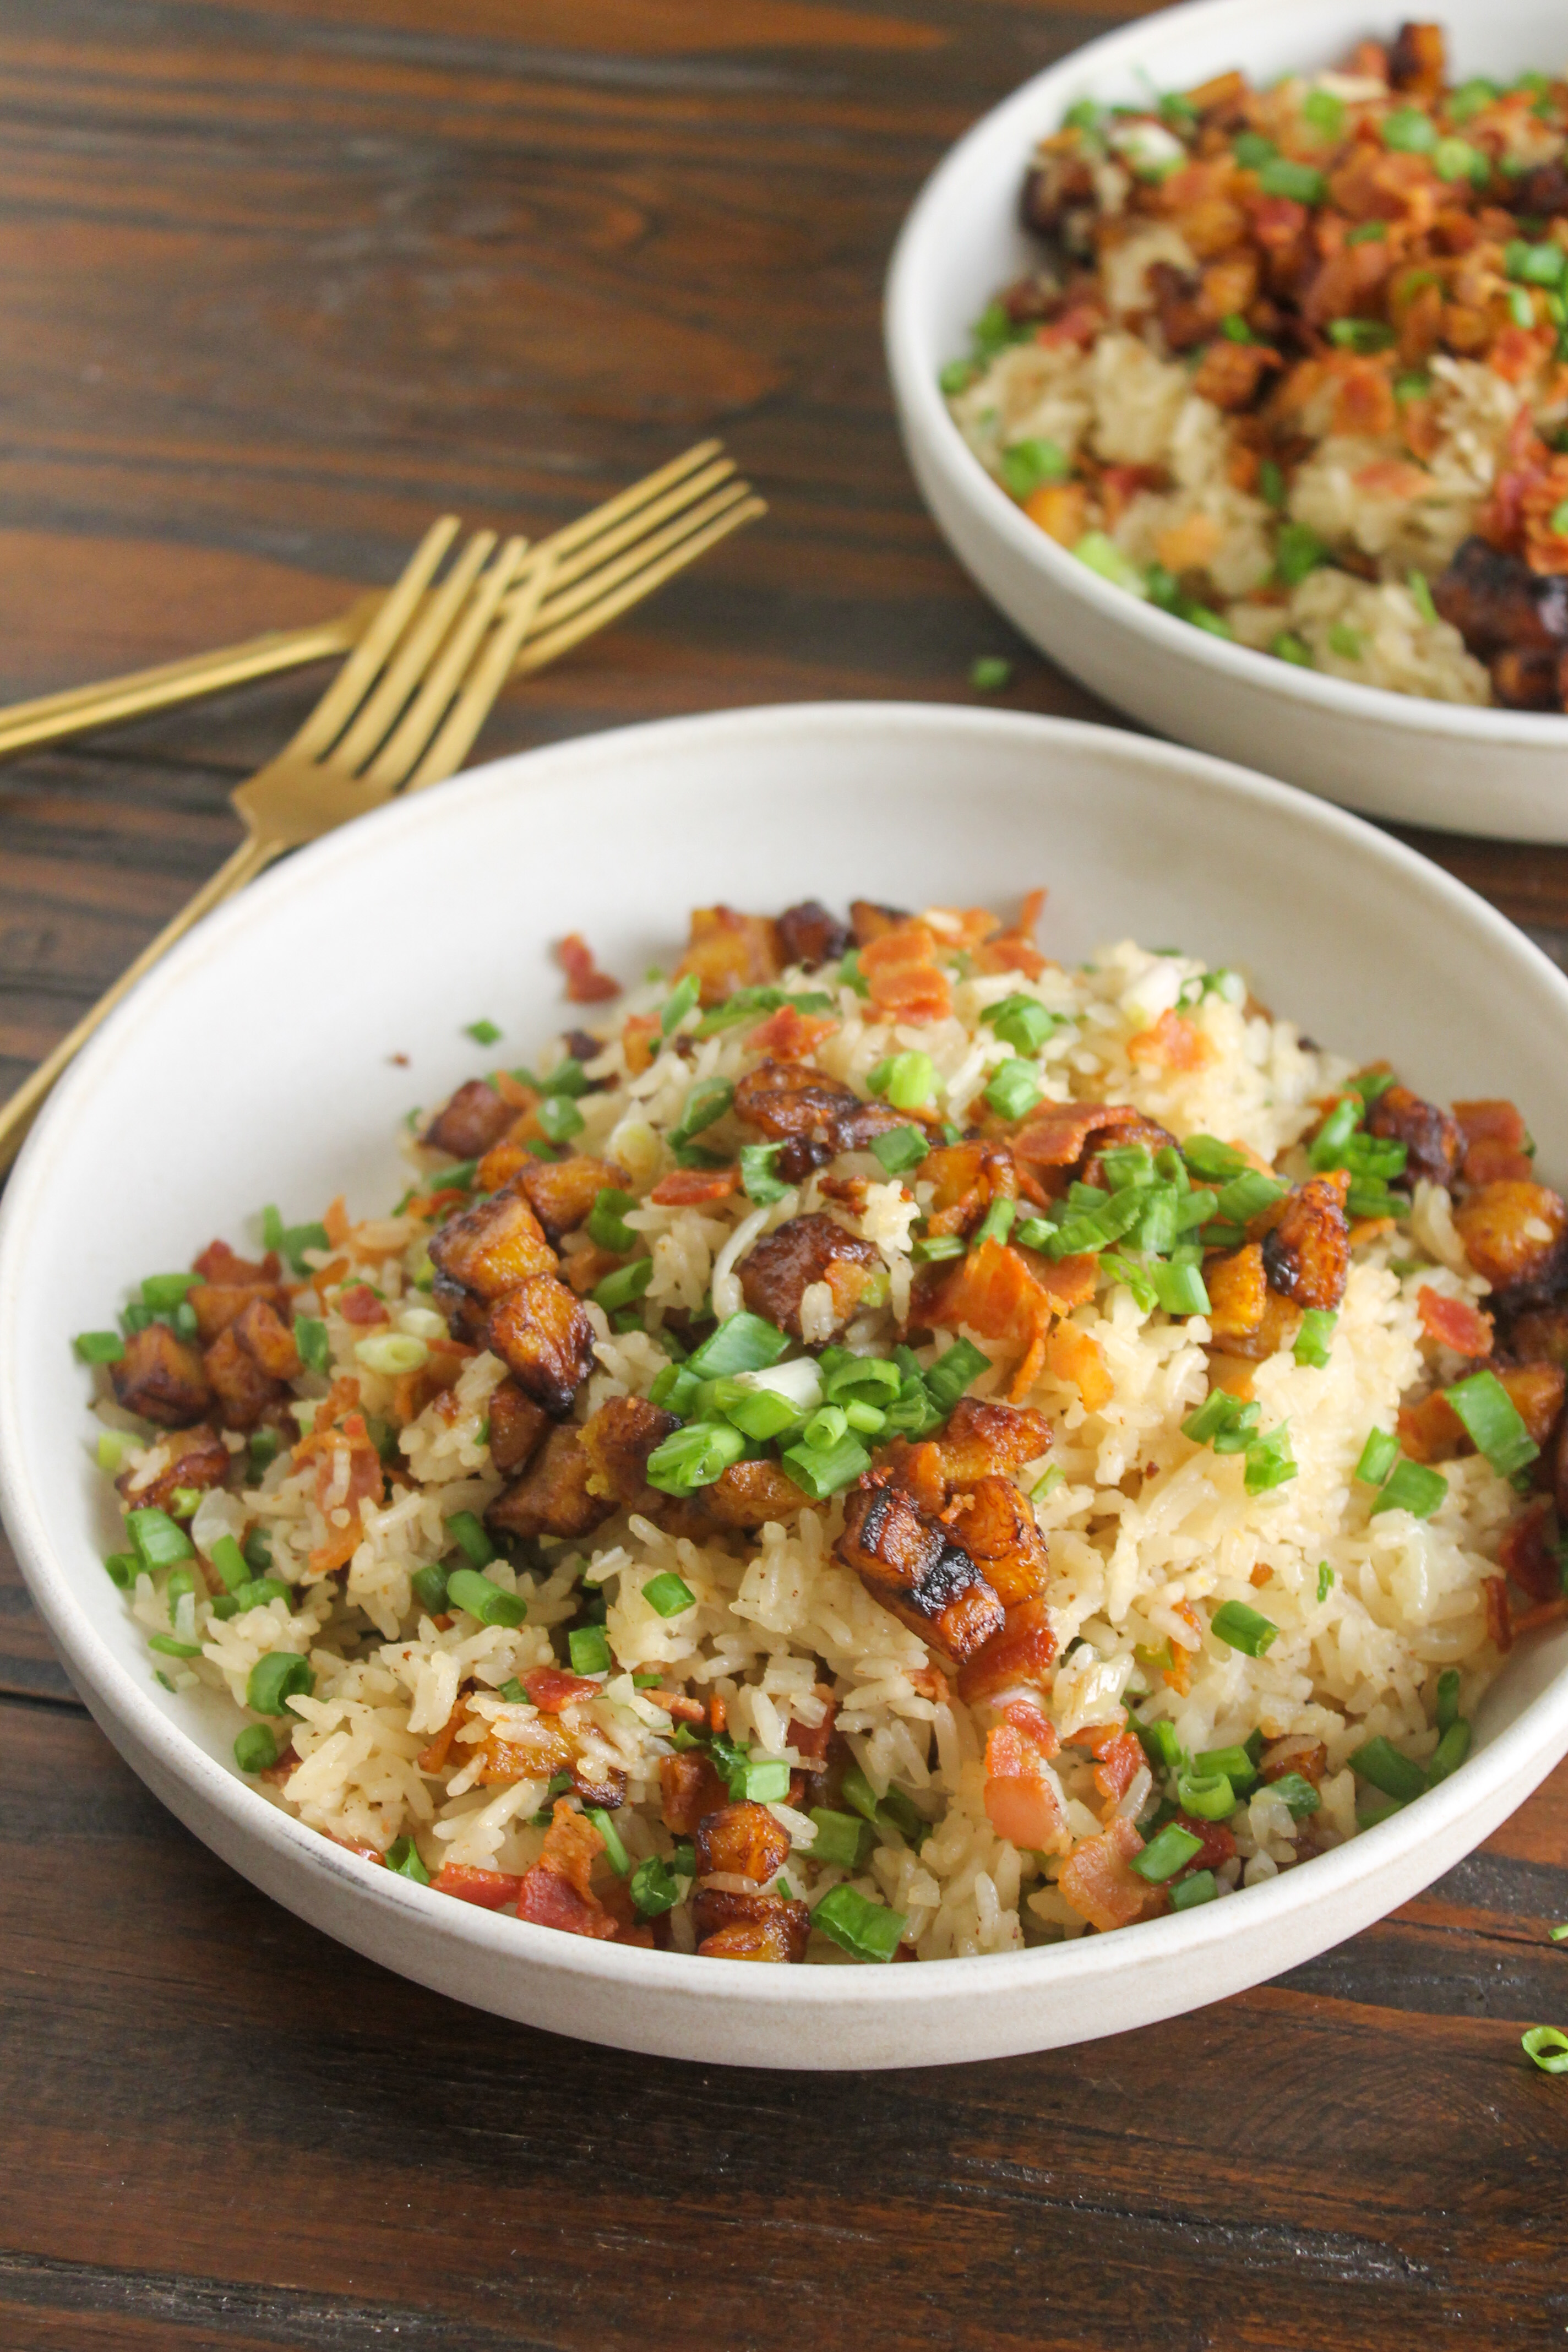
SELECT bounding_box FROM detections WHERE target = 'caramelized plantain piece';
[737,1212,883,1340]
[579,1394,680,1511]
[1365,1084,1460,1188]
[693,1885,810,1962]
[776,900,851,968]
[694,1800,792,1885]
[673,906,781,1007]
[836,1481,1004,1662]
[422,1077,517,1160]
[428,1190,557,1303]
[486,1274,596,1414]
[703,1457,809,1529]
[943,1474,1049,1608]
[1453,1180,1568,1295]
[115,1422,230,1516]
[515,1154,629,1246]
[487,1378,551,1476]
[1261,1173,1350,1311]
[112,1323,215,1428]
[488,1422,614,1541]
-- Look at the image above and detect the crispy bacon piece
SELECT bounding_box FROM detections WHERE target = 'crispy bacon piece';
[1170,1812,1236,1874]
[704,1457,809,1529]
[693,1885,811,1962]
[1366,1085,1461,1189]
[523,1665,605,1714]
[307,1408,385,1571]
[1452,1099,1534,1188]
[489,1423,614,1542]
[1260,1735,1327,1787]
[1011,1100,1145,1179]
[945,1476,1049,1608]
[1044,1321,1112,1411]
[516,1801,619,1940]
[486,1275,596,1414]
[836,1480,1004,1662]
[115,1421,230,1516]
[428,1190,557,1304]
[921,1141,1013,1235]
[858,921,953,1024]
[746,1003,838,1060]
[515,1153,625,1244]
[1090,1729,1146,1810]
[1416,1287,1494,1358]
[673,906,781,1008]
[1261,1172,1351,1311]
[336,1283,386,1329]
[983,1703,1069,1852]
[660,1750,732,1835]
[649,1166,739,1207]
[927,1238,1053,1393]
[695,1800,792,1884]
[1205,1243,1267,1342]
[487,1378,550,1476]
[738,1212,883,1340]
[1058,1817,1161,1932]
[579,1394,680,1513]
[1497,1497,1563,1606]
[111,1322,215,1428]
[787,1686,839,1771]
[422,1078,515,1161]
[1484,1574,1513,1653]
[776,900,851,968]
[1453,1180,1568,1293]
[556,933,621,1004]
[433,1863,524,1909]
[956,1596,1059,1705]
[474,1719,574,1783]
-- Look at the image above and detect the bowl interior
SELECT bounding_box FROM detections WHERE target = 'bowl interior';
[3,702,1566,2036]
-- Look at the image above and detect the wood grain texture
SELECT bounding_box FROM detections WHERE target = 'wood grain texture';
[1,2,1566,2346]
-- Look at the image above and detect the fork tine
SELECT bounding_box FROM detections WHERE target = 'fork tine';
[514,496,765,677]
[515,457,737,606]
[286,514,461,761]
[535,440,725,568]
[330,530,496,774]
[364,537,530,788]
[404,550,559,793]
[522,481,756,643]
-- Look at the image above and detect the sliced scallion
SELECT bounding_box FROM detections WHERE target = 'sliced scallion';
[1210,1600,1278,1657]
[1442,1369,1539,1478]
[568,1624,612,1676]
[1171,1869,1218,1910]
[246,1651,315,1716]
[1348,1735,1425,1802]
[1521,2026,1568,2074]
[641,1570,696,1618]
[1369,1458,1447,1520]
[445,1567,525,1628]
[1131,1822,1204,1882]
[812,1883,907,1963]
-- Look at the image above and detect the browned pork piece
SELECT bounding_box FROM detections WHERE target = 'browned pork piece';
[738,1212,884,1341]
[421,1077,516,1160]
[660,1750,731,1835]
[1261,1171,1351,1311]
[487,1423,613,1542]
[111,1322,214,1428]
[486,1274,596,1414]
[115,1422,230,1515]
[692,1800,810,1963]
[836,1480,1004,1663]
[775,899,851,968]
[1365,1084,1461,1188]
[514,1153,628,1245]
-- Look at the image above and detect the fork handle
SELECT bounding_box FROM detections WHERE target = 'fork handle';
[0,830,276,1177]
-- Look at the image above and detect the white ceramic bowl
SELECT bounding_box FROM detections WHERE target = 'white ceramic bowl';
[885,0,1568,842]
[3,703,1566,2069]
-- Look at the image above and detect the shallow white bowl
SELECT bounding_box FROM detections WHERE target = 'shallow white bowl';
[885,0,1568,842]
[3,702,1566,2068]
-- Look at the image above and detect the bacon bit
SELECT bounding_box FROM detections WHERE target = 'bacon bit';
[1021,481,1088,548]
[1023,1249,1100,1315]
[645,1689,709,1726]
[747,1002,839,1059]
[709,1693,728,1736]
[337,1282,388,1327]
[1037,300,1102,350]
[1059,1817,1161,1931]
[1170,1812,1236,1874]
[923,906,1000,951]
[557,933,622,1004]
[930,1235,1047,1341]
[522,1665,602,1715]
[516,1863,619,1940]
[1045,1320,1113,1412]
[291,1376,362,1461]
[1453,1098,1534,1186]
[648,1166,739,1207]
[1090,1729,1146,1810]
[1417,1287,1494,1358]
[955,1596,1058,1705]
[858,921,954,1025]
[1155,511,1224,574]
[620,1011,660,1077]
[1126,1009,1214,1071]
[1461,1137,1537,1186]
[416,1700,469,1774]
[433,1863,523,1909]
[322,1195,351,1249]
[325,1834,385,1864]
[1398,1389,1464,1463]
[1484,1574,1513,1654]
[983,1710,1069,1853]
[972,888,1048,980]
[260,1743,297,1788]
[1353,458,1430,500]
[904,1665,949,1704]
[1491,324,1554,387]
[1497,1497,1562,1606]
[307,1409,385,1573]
[401,1188,471,1221]
[562,1244,622,1297]
[1513,1595,1568,1636]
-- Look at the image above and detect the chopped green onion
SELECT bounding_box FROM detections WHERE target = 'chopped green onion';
[646,1419,747,1495]
[838,946,868,997]
[443,1511,496,1570]
[642,1570,696,1618]
[812,1883,907,1963]
[1171,1869,1218,1910]
[1443,1369,1539,1478]
[809,1807,875,1869]
[1348,1734,1426,1803]
[139,1271,198,1310]
[1294,1308,1337,1368]
[1317,1560,1334,1603]
[649,1362,703,1415]
[683,1311,790,1380]
[1182,1389,1260,1451]
[882,1052,937,1112]
[1436,1668,1461,1734]
[972,1196,1017,1251]
[464,1019,502,1046]
[592,1257,654,1312]
[1381,106,1436,154]
[1276,520,1327,587]
[1328,622,1364,660]
[984,1058,1042,1120]
[1219,312,1253,344]
[1213,1170,1286,1225]
[985,994,1056,1054]
[1425,1718,1471,1784]
[568,1624,612,1675]
[923,1337,990,1418]
[1001,437,1070,499]
[801,1403,848,1452]
[74,1330,126,1364]
[1548,1923,1568,1945]
[147,1633,201,1659]
[1448,77,1498,123]
[732,1758,791,1804]
[1256,153,1324,201]
[587,1187,639,1252]
[290,1317,328,1377]
[445,1567,526,1628]
[262,1209,333,1275]
[246,1651,315,1716]
[738,1141,791,1204]
[1244,1422,1297,1496]
[1072,530,1148,596]
[1257,458,1286,508]
[385,1834,430,1883]
[1232,130,1275,170]
[870,1125,929,1176]
[670,1075,734,1149]
[660,973,701,1035]
[1369,1458,1447,1520]
[1180,1135,1253,1181]
[126,1507,194,1571]
[1346,219,1388,247]
[1521,2026,1568,2074]
[821,1352,902,1407]
[103,1551,138,1589]
[588,1808,631,1875]
[351,1330,426,1378]
[630,1855,682,1916]
[1210,1600,1278,1657]
[235,1723,279,1773]
[969,654,1012,691]
[230,1576,291,1615]
[1152,1259,1211,1317]
[1175,1768,1235,1820]
[1267,1772,1321,1818]
[537,1093,585,1144]
[1131,1822,1204,1882]
[780,1430,872,1498]
[1193,1742,1257,1793]
[411,1562,448,1614]
[1355,1428,1400,1487]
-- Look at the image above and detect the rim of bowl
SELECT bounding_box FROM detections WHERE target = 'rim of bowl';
[3,700,1566,2010]
[884,0,1568,749]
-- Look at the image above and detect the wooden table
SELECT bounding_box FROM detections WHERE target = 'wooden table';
[2,3,1565,2344]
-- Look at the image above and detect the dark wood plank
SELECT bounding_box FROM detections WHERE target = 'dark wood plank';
[1,1700,1566,2352]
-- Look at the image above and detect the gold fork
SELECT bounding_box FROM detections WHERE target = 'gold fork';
[0,520,553,1173]
[0,440,758,764]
